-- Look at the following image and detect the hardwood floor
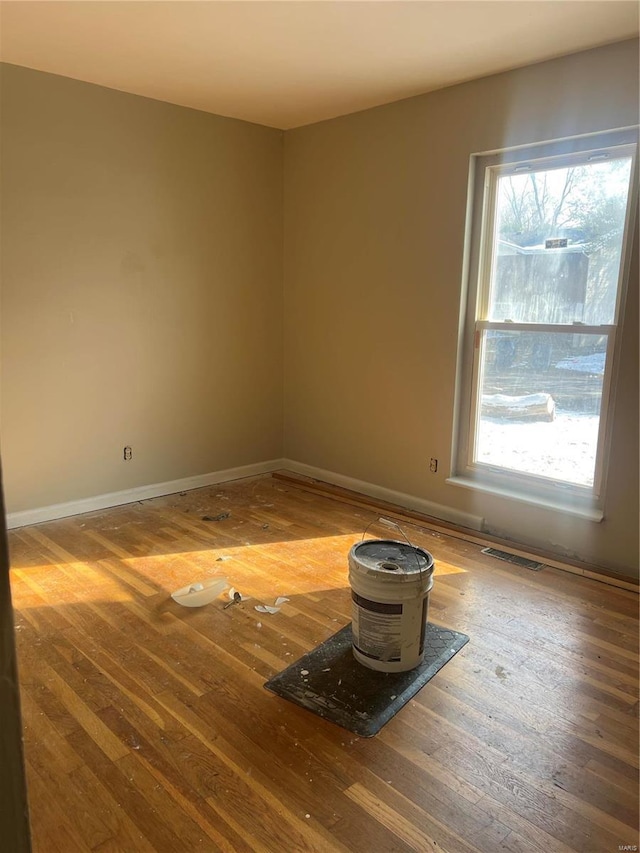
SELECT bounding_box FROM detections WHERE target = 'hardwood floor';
[8,474,639,852]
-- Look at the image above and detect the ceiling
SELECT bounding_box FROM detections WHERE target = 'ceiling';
[0,1,637,129]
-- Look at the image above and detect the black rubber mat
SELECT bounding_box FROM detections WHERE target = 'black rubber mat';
[264,622,469,737]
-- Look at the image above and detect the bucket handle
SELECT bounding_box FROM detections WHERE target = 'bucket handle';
[361,517,429,590]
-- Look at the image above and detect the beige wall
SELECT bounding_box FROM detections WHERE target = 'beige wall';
[1,65,283,512]
[283,40,639,576]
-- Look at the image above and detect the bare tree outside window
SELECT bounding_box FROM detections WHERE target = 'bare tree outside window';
[491,160,631,326]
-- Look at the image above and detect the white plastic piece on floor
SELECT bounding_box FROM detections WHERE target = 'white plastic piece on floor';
[171,578,229,607]
[228,587,250,602]
[254,595,289,614]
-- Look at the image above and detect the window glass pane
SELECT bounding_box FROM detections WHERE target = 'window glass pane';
[475,331,607,487]
[487,157,633,324]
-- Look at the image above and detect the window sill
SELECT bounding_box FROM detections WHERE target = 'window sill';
[446,475,604,522]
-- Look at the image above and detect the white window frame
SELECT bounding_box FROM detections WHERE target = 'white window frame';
[449,128,638,520]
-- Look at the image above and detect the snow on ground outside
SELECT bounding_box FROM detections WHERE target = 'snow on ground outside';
[476,412,599,487]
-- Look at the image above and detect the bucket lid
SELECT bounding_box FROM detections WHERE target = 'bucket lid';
[351,539,433,576]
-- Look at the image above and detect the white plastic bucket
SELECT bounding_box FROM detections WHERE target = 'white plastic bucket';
[349,539,435,672]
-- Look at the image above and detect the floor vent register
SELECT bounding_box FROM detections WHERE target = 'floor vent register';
[481,547,545,571]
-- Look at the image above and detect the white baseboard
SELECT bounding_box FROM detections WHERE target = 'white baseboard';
[6,457,483,533]
[6,459,287,529]
[279,459,485,531]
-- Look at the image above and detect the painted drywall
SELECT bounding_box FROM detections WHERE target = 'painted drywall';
[1,64,283,513]
[283,39,639,576]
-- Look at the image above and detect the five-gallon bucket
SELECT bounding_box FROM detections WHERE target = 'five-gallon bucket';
[349,539,434,672]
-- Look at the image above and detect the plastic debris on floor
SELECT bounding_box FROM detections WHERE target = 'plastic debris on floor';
[171,577,229,607]
[255,597,289,614]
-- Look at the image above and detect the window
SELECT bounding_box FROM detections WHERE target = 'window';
[451,129,637,517]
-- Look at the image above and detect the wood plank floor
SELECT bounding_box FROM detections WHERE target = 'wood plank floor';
[8,474,639,852]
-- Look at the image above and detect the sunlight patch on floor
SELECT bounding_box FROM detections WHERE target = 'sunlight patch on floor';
[10,563,134,607]
[10,530,466,611]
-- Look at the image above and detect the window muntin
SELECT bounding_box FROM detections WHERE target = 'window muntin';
[455,131,637,506]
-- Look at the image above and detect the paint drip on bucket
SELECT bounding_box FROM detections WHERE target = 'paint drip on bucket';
[349,537,434,673]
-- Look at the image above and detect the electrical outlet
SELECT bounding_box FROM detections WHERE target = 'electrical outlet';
[123,446,132,461]
[429,457,438,473]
